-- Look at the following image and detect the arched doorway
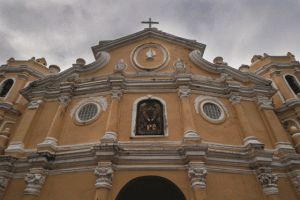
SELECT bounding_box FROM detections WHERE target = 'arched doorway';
[116,176,186,200]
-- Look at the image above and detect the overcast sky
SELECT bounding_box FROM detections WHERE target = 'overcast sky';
[1,0,300,71]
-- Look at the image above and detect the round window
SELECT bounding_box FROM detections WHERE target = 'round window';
[200,101,225,123]
[76,103,101,123]
[202,103,221,120]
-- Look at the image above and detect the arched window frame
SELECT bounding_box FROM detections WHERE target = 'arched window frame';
[131,95,168,137]
[0,78,16,101]
[283,74,300,99]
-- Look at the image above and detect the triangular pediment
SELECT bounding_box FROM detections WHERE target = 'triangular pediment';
[91,28,206,59]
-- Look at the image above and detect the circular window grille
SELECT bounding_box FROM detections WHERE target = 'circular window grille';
[202,103,221,120]
[77,103,99,122]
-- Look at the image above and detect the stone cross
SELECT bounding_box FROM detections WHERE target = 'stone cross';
[141,18,159,28]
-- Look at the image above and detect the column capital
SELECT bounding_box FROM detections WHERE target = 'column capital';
[24,173,46,196]
[229,95,242,106]
[257,173,279,196]
[58,96,71,106]
[0,177,8,195]
[188,167,208,190]
[270,70,281,77]
[94,167,114,189]
[28,99,43,109]
[256,96,273,110]
[110,90,122,101]
[293,176,300,194]
[178,89,190,99]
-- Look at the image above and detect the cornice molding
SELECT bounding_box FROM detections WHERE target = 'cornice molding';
[254,61,300,75]
[0,64,46,79]
[189,50,272,86]
[275,98,300,114]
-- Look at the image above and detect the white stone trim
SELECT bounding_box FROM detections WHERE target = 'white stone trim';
[70,96,107,120]
[268,79,285,104]
[282,118,300,129]
[0,77,16,101]
[15,81,31,104]
[75,102,101,124]
[131,95,168,137]
[283,73,300,99]
[194,95,229,118]
[130,43,170,72]
[0,120,15,133]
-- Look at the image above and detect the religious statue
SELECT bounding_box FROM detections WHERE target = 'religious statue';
[146,48,156,61]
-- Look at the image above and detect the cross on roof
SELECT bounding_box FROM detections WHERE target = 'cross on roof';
[141,18,159,28]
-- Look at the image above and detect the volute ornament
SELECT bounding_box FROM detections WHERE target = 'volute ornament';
[188,168,208,190]
[24,174,46,195]
[257,173,279,196]
[94,167,114,189]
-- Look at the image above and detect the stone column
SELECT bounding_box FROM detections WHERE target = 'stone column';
[94,166,114,200]
[178,89,201,143]
[256,97,294,153]
[6,99,43,156]
[4,73,29,103]
[40,96,71,148]
[188,167,208,200]
[0,177,8,197]
[289,126,300,153]
[229,95,264,149]
[270,71,295,101]
[23,174,45,200]
[101,90,122,143]
[0,128,11,155]
[257,172,280,200]
[292,176,300,197]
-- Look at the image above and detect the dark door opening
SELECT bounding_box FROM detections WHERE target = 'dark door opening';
[116,176,186,200]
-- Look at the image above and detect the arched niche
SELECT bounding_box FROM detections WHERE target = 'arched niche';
[116,176,186,200]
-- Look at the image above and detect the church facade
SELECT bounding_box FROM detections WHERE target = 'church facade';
[0,26,299,200]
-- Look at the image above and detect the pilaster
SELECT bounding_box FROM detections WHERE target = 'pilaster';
[0,128,11,155]
[188,163,207,200]
[37,96,71,151]
[229,95,264,150]
[178,88,201,144]
[94,163,114,200]
[270,70,295,101]
[101,90,122,143]
[23,174,45,200]
[256,96,294,153]
[6,99,44,156]
[257,171,280,200]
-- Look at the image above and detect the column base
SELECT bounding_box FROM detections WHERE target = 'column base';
[100,132,118,144]
[244,136,265,150]
[37,137,57,152]
[5,142,25,156]
[263,187,279,196]
[276,142,295,154]
[182,131,202,144]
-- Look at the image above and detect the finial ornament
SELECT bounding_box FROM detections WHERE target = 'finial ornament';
[141,18,159,28]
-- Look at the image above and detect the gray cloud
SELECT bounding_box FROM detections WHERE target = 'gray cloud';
[1,0,300,70]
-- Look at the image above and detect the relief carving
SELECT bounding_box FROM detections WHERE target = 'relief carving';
[94,167,114,189]
[0,177,8,195]
[24,174,46,195]
[188,168,208,190]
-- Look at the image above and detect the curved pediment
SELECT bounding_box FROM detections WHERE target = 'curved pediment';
[189,50,272,86]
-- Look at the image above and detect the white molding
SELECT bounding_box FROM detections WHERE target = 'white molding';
[282,118,300,129]
[0,77,16,102]
[0,120,15,133]
[131,95,168,138]
[15,81,31,104]
[75,102,101,124]
[194,95,229,118]
[268,79,285,104]
[283,73,300,99]
[70,96,107,119]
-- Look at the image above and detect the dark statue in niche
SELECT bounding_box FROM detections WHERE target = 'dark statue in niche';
[136,100,164,135]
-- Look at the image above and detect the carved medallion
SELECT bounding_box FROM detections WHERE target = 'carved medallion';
[131,43,170,71]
